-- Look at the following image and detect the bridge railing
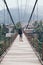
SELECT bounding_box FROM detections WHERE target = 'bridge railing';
[24,31,43,61]
[0,33,18,57]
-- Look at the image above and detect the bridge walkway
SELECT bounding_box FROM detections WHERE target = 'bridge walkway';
[0,33,41,65]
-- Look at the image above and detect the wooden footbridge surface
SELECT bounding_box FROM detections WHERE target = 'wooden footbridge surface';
[0,34,41,65]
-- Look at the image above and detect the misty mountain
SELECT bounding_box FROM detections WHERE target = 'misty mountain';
[0,8,43,25]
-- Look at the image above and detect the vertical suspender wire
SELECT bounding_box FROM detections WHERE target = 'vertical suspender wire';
[8,9,10,25]
[24,0,29,29]
[7,9,9,24]
[0,2,3,41]
[21,0,22,22]
[0,2,4,24]
[27,0,30,25]
[23,0,27,22]
[27,0,38,27]
[3,3,5,41]
[7,7,9,25]
[17,0,20,22]
[37,1,38,22]
[32,5,35,23]
[4,4,5,25]
[3,0,15,25]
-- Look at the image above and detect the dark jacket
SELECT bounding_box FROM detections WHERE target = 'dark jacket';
[18,28,22,34]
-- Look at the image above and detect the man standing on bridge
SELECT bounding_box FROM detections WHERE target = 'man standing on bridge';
[18,28,23,41]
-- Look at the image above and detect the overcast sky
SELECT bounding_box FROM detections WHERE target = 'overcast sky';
[0,0,43,25]
[0,0,43,10]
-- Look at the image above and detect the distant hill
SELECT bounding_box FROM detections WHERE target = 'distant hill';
[0,7,43,25]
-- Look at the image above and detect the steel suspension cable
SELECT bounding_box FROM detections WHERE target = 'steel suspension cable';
[27,0,38,27]
[3,0,15,25]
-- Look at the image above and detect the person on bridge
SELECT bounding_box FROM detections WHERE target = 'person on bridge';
[18,28,23,41]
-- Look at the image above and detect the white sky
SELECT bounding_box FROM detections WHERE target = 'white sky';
[0,0,43,10]
[0,0,43,25]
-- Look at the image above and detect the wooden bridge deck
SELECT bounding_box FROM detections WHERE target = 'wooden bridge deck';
[0,34,41,65]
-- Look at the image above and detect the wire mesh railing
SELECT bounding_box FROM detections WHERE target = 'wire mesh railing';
[24,31,43,61]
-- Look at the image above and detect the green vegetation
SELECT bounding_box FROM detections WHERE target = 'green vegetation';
[33,21,43,42]
[0,24,9,41]
[11,22,22,33]
[2,24,9,36]
[16,22,22,30]
[33,21,43,56]
[0,23,18,56]
[0,24,10,56]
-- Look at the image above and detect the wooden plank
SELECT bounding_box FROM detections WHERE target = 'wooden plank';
[0,34,41,65]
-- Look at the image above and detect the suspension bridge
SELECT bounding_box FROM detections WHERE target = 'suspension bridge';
[0,0,43,65]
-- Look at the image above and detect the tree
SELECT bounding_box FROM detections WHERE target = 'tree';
[2,24,9,36]
[16,22,22,30]
[11,22,22,33]
[33,21,38,28]
[33,21,43,42]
